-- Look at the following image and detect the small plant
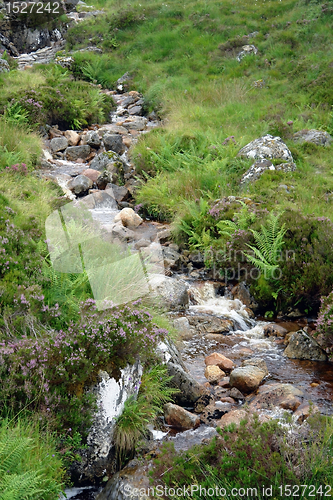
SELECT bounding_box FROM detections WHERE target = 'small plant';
[217,201,256,237]
[4,102,30,128]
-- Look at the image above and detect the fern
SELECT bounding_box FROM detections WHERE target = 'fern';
[244,212,286,280]
[217,201,256,237]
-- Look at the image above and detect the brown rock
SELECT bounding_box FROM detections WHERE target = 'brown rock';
[204,365,226,384]
[218,377,230,388]
[187,315,234,334]
[248,383,304,412]
[264,323,288,337]
[229,365,266,393]
[64,130,81,146]
[164,403,200,430]
[114,207,143,229]
[82,168,100,183]
[217,409,248,428]
[200,403,230,426]
[220,397,235,404]
[293,402,319,423]
[205,352,234,372]
[229,387,245,400]
[241,358,269,377]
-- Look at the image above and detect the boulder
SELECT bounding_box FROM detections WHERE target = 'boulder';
[238,134,294,162]
[231,282,258,310]
[114,207,143,229]
[241,358,268,377]
[293,402,319,423]
[229,365,266,393]
[173,317,193,339]
[248,383,304,412]
[96,459,151,500]
[264,323,288,338]
[240,159,296,184]
[64,130,80,146]
[83,130,101,148]
[293,129,332,147]
[97,171,113,190]
[82,168,100,183]
[229,387,245,401]
[167,361,209,405]
[187,314,234,334]
[90,151,123,173]
[200,402,231,425]
[204,365,226,384]
[66,145,91,161]
[217,409,248,428]
[237,44,258,62]
[149,275,189,311]
[120,116,147,131]
[105,183,129,203]
[205,353,234,372]
[50,136,68,153]
[164,403,200,430]
[283,330,328,361]
[68,175,93,195]
[103,134,125,155]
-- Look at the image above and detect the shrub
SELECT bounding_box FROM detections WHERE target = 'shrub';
[0,300,168,436]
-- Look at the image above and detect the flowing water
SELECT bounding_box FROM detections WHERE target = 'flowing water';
[180,281,333,415]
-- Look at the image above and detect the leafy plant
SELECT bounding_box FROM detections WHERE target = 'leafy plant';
[217,201,256,237]
[245,212,286,280]
[4,102,30,128]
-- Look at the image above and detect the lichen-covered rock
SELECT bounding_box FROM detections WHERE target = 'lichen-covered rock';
[229,365,266,393]
[237,44,258,62]
[84,130,101,148]
[293,129,332,147]
[240,159,296,184]
[148,275,189,311]
[0,58,10,73]
[103,134,125,155]
[283,330,328,361]
[167,361,209,405]
[90,151,123,173]
[238,134,294,162]
[187,314,234,334]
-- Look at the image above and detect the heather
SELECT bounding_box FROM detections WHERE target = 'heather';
[0,299,167,436]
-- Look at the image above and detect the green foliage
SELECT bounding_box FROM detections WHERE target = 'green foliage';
[0,417,65,500]
[245,212,286,280]
[3,102,30,128]
[114,364,179,463]
[217,201,257,237]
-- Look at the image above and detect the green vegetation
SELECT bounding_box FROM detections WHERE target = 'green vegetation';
[151,414,333,499]
[0,417,65,500]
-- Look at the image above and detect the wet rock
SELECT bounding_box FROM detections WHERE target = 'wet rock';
[166,426,218,452]
[264,323,288,337]
[114,207,143,229]
[162,246,181,269]
[110,222,136,242]
[248,383,304,412]
[231,282,258,311]
[149,275,189,311]
[82,168,100,183]
[120,116,147,131]
[293,402,319,423]
[64,130,80,146]
[205,352,234,372]
[50,136,68,153]
[237,44,258,61]
[187,314,234,334]
[204,365,226,384]
[217,408,248,428]
[84,130,101,148]
[116,72,131,92]
[218,378,231,389]
[90,151,123,172]
[105,183,129,203]
[164,403,200,430]
[238,134,294,162]
[167,361,209,405]
[103,134,125,155]
[194,393,215,413]
[219,396,235,404]
[96,171,113,190]
[66,145,91,161]
[96,458,151,500]
[68,175,93,195]
[229,387,245,401]
[128,105,143,116]
[200,403,230,425]
[241,358,268,377]
[229,365,266,393]
[241,159,296,184]
[293,129,332,147]
[283,330,328,361]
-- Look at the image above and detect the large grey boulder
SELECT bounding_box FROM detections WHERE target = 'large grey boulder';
[66,145,91,161]
[238,134,294,162]
[90,151,123,173]
[68,174,93,195]
[148,275,189,311]
[240,159,296,184]
[284,330,328,361]
[293,129,332,147]
[103,134,125,155]
[167,361,209,405]
[50,136,68,153]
